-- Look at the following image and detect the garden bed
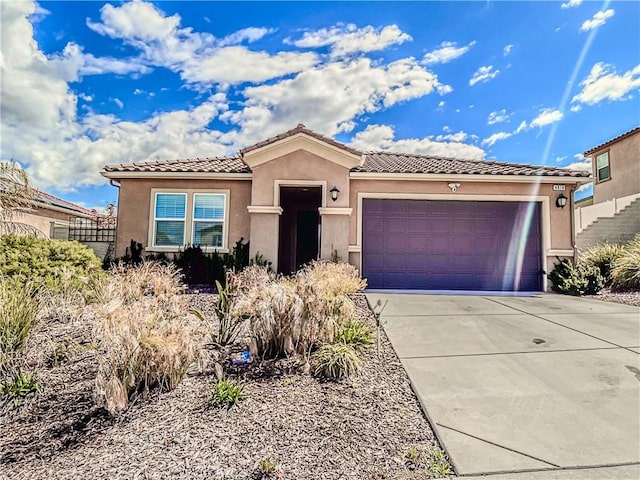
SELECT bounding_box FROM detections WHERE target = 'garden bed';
[583,288,640,307]
[0,294,447,480]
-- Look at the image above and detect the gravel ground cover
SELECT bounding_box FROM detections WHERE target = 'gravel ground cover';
[583,288,640,307]
[0,294,446,480]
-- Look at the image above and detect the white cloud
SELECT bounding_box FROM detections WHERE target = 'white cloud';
[570,104,582,112]
[223,57,451,142]
[561,0,582,9]
[288,23,411,57]
[438,100,445,108]
[572,62,640,106]
[481,132,512,147]
[580,9,615,32]
[503,44,514,56]
[422,40,476,65]
[86,1,319,87]
[217,27,275,47]
[435,131,468,142]
[111,98,124,109]
[566,157,591,171]
[555,155,567,163]
[487,109,511,125]
[469,65,500,86]
[515,120,528,133]
[529,108,564,128]
[350,124,484,159]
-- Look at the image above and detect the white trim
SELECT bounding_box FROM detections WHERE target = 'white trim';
[350,172,590,185]
[274,180,327,208]
[547,249,575,256]
[318,207,352,216]
[101,171,252,180]
[149,188,230,252]
[356,192,551,291]
[348,245,361,253]
[242,134,363,169]
[247,205,283,215]
[31,202,95,218]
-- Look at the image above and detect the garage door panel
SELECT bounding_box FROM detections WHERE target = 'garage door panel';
[385,217,407,233]
[362,199,542,291]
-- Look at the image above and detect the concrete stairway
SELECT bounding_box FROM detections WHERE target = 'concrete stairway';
[576,198,640,251]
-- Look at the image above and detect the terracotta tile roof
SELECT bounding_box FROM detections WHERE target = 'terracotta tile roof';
[354,152,591,177]
[583,126,640,155]
[239,123,362,156]
[103,156,250,174]
[102,126,590,178]
[32,189,97,217]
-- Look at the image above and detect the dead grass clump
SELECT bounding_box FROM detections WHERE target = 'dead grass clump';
[93,263,204,414]
[103,261,184,304]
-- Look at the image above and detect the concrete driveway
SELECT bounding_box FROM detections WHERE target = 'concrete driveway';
[366,293,640,477]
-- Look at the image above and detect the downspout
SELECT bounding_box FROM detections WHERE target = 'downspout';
[570,184,577,263]
[109,179,121,261]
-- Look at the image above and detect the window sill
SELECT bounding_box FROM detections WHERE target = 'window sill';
[147,247,230,254]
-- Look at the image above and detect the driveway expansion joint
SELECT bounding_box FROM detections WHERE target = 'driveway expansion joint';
[399,345,628,360]
[436,423,560,469]
[484,297,640,355]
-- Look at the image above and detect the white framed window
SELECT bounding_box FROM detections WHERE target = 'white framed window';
[153,193,187,247]
[596,152,610,182]
[192,194,225,248]
[150,190,229,251]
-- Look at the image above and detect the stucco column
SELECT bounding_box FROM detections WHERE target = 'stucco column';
[319,208,352,262]
[247,206,282,267]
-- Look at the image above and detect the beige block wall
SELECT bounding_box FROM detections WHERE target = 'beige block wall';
[592,132,640,204]
[115,178,251,257]
[11,207,74,238]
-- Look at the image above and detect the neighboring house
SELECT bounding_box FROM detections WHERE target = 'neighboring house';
[575,127,640,250]
[102,124,590,292]
[11,188,97,239]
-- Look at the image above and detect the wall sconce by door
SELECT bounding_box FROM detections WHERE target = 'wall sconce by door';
[555,193,568,209]
[330,186,340,202]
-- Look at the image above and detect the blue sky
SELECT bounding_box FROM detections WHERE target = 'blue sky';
[1,0,639,209]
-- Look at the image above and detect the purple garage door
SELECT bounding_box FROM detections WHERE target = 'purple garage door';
[362,199,542,291]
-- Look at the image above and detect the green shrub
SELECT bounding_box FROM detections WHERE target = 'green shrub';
[611,235,640,291]
[547,258,604,296]
[93,263,204,415]
[0,235,103,295]
[210,379,247,407]
[257,457,278,476]
[581,243,627,283]
[0,281,39,370]
[334,319,374,353]
[313,343,362,379]
[0,370,40,407]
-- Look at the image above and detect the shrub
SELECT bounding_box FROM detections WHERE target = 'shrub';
[581,243,627,283]
[0,281,39,371]
[0,235,103,293]
[611,235,640,291]
[0,370,40,407]
[547,258,604,296]
[334,319,374,353]
[313,343,362,379]
[210,379,247,408]
[93,263,204,414]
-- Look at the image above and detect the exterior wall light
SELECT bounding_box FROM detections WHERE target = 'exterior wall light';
[330,186,340,202]
[555,193,568,209]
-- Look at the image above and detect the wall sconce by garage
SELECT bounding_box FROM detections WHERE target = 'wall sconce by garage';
[555,193,568,209]
[330,186,340,202]
[448,182,461,192]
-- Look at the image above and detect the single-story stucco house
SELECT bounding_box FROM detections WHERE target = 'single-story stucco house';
[101,124,591,292]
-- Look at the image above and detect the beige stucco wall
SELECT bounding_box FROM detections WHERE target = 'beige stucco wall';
[592,132,640,204]
[115,178,251,257]
[248,149,352,265]
[11,206,73,238]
